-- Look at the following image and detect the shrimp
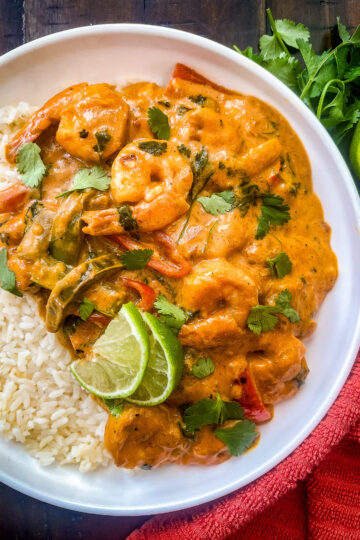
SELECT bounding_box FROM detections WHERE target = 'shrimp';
[245,330,306,404]
[110,139,193,231]
[0,182,30,213]
[6,83,128,163]
[178,258,258,348]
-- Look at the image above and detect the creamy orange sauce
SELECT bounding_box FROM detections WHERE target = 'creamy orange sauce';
[0,64,337,469]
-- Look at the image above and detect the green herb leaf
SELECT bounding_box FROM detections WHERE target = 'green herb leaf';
[247,288,300,334]
[138,141,167,156]
[214,420,258,456]
[56,166,110,198]
[198,191,235,216]
[103,398,124,418]
[79,298,96,321]
[256,194,291,239]
[120,248,153,270]
[177,144,191,158]
[147,106,170,140]
[266,252,293,278]
[93,129,111,153]
[275,19,310,48]
[16,142,46,188]
[117,205,138,232]
[191,357,215,379]
[0,247,22,297]
[183,394,244,433]
[189,95,207,106]
[154,294,187,331]
[191,147,209,180]
[177,105,192,116]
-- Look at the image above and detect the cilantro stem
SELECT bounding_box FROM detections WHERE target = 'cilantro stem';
[202,220,218,254]
[299,42,348,101]
[266,8,290,57]
[177,173,213,244]
[316,79,345,119]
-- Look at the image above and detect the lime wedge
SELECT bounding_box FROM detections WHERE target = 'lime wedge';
[126,312,184,406]
[70,302,150,399]
[350,119,360,179]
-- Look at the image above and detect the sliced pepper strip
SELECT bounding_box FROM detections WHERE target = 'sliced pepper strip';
[0,182,30,213]
[107,232,191,278]
[120,277,156,311]
[268,159,281,185]
[237,369,272,423]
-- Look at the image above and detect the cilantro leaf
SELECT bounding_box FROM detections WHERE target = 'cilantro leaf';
[214,420,258,456]
[16,142,46,188]
[0,248,23,297]
[177,144,191,158]
[138,141,167,156]
[154,294,186,331]
[198,191,235,216]
[103,398,123,418]
[189,95,207,106]
[79,298,96,321]
[191,147,209,180]
[117,205,138,232]
[147,107,170,140]
[256,194,291,239]
[120,249,153,270]
[266,252,293,278]
[56,166,110,198]
[266,54,301,93]
[247,289,300,334]
[337,17,351,43]
[183,394,244,433]
[191,357,215,379]
[275,19,310,49]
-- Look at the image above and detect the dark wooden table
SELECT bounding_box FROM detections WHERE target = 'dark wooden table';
[0,1,358,538]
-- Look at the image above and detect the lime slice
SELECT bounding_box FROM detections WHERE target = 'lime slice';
[126,312,184,406]
[70,302,150,399]
[350,119,360,179]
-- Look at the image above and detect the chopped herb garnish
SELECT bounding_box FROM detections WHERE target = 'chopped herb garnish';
[56,166,110,198]
[93,129,111,153]
[138,141,167,156]
[120,249,154,270]
[191,147,209,180]
[183,393,244,433]
[214,420,258,456]
[0,247,23,297]
[103,398,124,418]
[177,105,192,115]
[154,294,187,331]
[237,184,261,216]
[189,94,207,106]
[290,182,301,196]
[247,289,300,334]
[198,191,236,216]
[191,357,215,379]
[117,205,138,232]
[158,101,171,108]
[256,194,291,239]
[16,142,46,188]
[79,129,89,138]
[266,252,293,278]
[218,161,226,169]
[177,144,191,158]
[147,106,170,140]
[79,298,96,321]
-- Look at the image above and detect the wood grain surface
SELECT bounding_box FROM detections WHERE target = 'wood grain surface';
[0,1,358,538]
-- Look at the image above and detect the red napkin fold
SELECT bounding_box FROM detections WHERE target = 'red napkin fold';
[129,352,360,540]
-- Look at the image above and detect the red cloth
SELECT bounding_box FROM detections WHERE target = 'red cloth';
[129,353,360,540]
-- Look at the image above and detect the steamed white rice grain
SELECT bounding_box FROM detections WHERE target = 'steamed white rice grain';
[0,103,111,471]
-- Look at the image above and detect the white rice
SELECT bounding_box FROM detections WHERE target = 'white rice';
[0,104,111,471]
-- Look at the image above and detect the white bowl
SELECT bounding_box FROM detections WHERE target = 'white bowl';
[0,24,359,516]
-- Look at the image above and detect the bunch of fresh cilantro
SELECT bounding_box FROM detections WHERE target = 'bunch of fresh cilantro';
[235,9,360,178]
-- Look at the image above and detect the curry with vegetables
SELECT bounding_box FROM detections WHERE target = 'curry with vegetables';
[0,64,338,468]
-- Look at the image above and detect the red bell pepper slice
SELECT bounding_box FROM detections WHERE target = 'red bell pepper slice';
[268,159,281,185]
[237,369,271,423]
[88,311,112,327]
[170,63,237,96]
[120,277,156,311]
[107,232,191,278]
[0,182,30,213]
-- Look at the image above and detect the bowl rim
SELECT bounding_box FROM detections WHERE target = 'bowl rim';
[0,22,360,516]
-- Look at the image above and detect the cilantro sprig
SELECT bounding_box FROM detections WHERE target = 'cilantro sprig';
[16,142,46,188]
[56,166,110,198]
[183,394,258,456]
[267,252,293,278]
[256,194,291,239]
[198,191,236,216]
[235,9,360,147]
[120,249,154,270]
[191,357,215,379]
[247,289,300,334]
[154,294,187,331]
[147,107,170,140]
[0,248,23,297]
